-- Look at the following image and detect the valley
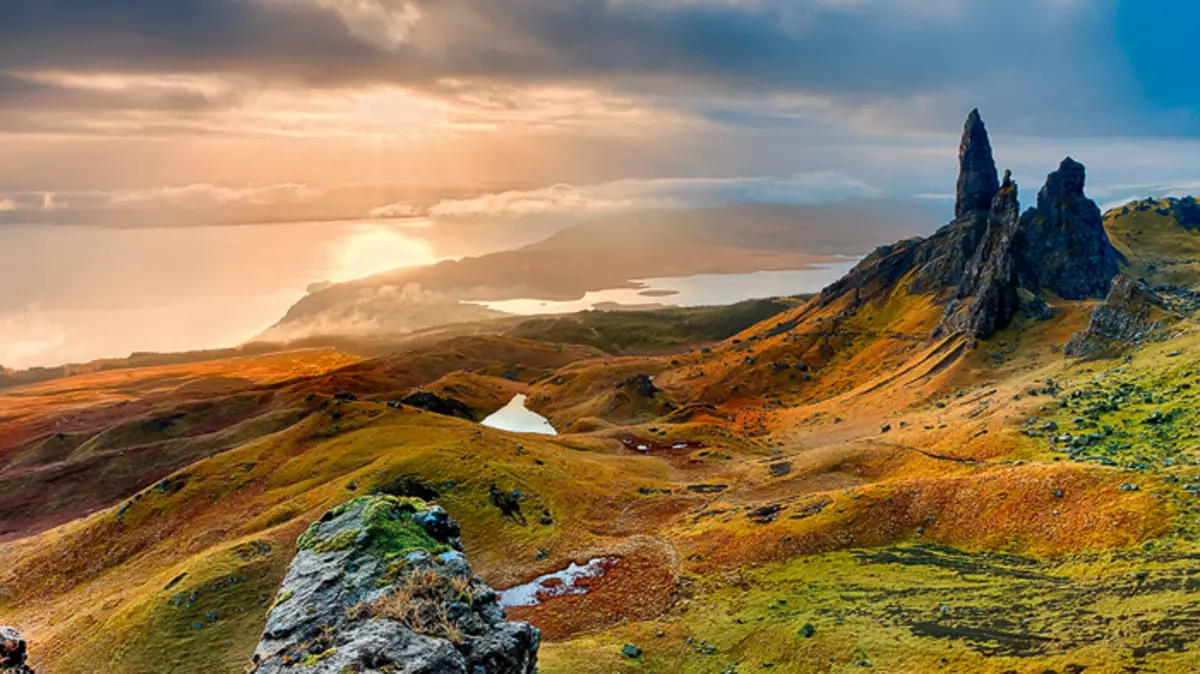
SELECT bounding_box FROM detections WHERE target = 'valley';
[2,111,1200,673]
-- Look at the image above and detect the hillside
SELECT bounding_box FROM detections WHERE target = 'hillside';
[4,111,1200,673]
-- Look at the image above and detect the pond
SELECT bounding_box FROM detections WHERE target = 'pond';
[498,557,619,608]
[480,394,557,435]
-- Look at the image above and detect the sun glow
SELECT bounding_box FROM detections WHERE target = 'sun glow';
[333,221,438,282]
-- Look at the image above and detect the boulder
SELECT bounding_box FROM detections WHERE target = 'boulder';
[1064,275,1172,359]
[400,391,475,420]
[0,627,34,674]
[249,495,539,674]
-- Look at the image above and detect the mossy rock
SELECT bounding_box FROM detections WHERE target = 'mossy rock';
[296,495,448,560]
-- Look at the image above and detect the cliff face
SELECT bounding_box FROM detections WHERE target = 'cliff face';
[250,496,539,674]
[1017,158,1122,300]
[937,171,1022,339]
[819,109,1121,340]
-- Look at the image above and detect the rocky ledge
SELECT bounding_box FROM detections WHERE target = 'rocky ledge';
[0,627,34,674]
[1065,275,1172,359]
[250,496,539,674]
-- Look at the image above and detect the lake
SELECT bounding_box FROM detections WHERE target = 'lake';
[480,394,558,435]
[469,260,860,315]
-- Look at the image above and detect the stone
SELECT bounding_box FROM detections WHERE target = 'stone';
[411,505,463,551]
[1065,275,1172,359]
[249,496,539,674]
[401,391,475,420]
[620,374,660,398]
[622,643,643,658]
[0,627,34,674]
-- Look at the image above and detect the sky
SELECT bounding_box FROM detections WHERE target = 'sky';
[3,0,1200,369]
[1,0,1200,226]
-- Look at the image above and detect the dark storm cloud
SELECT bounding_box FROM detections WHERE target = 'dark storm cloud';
[0,0,393,85]
[0,1,1094,88]
[0,72,238,112]
[0,0,1186,136]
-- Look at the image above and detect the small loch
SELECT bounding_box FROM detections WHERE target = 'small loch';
[498,557,619,608]
[480,394,557,436]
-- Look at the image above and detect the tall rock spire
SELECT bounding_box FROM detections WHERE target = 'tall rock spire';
[937,170,1023,339]
[955,109,1001,219]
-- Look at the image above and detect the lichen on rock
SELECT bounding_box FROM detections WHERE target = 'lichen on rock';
[250,495,539,673]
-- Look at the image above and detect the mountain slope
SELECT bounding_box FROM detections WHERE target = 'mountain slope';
[4,110,1200,673]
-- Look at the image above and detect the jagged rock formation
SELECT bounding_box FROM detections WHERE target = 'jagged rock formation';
[1064,275,1171,359]
[820,109,1120,341]
[955,109,1001,219]
[0,628,34,674]
[250,496,539,674]
[1017,158,1121,299]
[937,171,1021,339]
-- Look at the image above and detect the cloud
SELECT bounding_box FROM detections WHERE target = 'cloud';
[1092,180,1200,212]
[0,0,1164,139]
[105,183,326,208]
[0,198,14,212]
[371,171,878,219]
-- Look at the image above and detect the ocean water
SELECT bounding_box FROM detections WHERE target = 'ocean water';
[0,220,437,369]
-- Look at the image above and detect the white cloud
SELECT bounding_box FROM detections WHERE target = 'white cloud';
[0,198,15,212]
[425,183,679,218]
[105,183,326,208]
[368,201,422,218]
[1091,180,1200,212]
[371,171,878,220]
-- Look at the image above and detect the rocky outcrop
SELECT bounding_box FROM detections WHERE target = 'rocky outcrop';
[955,109,1001,219]
[250,496,539,674]
[937,171,1021,339]
[1064,275,1171,359]
[1017,158,1121,299]
[0,628,34,674]
[818,110,1120,342]
[400,391,475,420]
[825,110,1001,311]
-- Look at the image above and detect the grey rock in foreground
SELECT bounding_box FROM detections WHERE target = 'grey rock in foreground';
[249,496,539,674]
[0,627,34,674]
